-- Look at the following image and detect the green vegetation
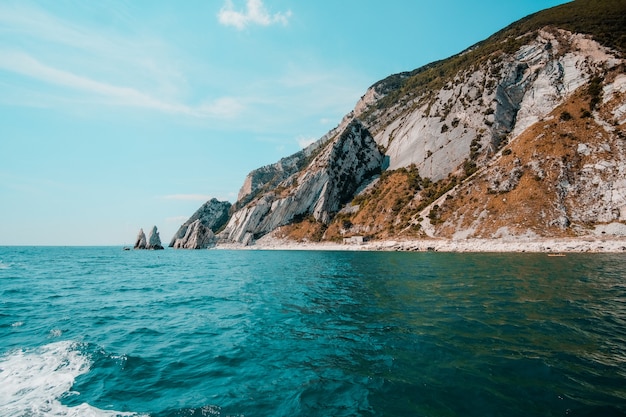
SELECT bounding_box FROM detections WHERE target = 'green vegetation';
[587,75,604,110]
[469,136,483,160]
[462,159,478,178]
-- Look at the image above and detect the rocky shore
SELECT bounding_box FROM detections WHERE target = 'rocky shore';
[215,235,626,253]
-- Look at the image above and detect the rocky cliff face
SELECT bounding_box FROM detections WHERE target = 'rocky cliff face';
[175,0,626,245]
[147,226,164,250]
[169,198,231,249]
[360,29,618,182]
[172,219,216,249]
[218,120,383,244]
[427,73,626,240]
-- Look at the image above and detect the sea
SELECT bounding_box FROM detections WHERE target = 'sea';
[1,246,625,417]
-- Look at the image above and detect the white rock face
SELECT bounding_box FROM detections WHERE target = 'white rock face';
[219,120,384,244]
[172,219,215,249]
[146,226,164,250]
[169,198,231,248]
[368,29,619,181]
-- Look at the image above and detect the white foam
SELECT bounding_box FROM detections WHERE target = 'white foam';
[0,341,142,417]
[0,260,8,270]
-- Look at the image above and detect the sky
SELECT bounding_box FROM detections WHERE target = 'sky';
[0,0,570,245]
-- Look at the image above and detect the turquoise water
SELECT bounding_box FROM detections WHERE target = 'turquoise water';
[1,247,625,416]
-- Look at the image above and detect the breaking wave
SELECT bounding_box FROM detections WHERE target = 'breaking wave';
[0,341,141,417]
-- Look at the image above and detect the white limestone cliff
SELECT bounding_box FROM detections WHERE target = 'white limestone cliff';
[172,219,216,249]
[174,16,626,244]
[169,198,231,249]
[219,120,384,244]
[365,29,619,182]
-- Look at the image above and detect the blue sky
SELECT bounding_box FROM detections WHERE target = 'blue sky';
[0,0,569,245]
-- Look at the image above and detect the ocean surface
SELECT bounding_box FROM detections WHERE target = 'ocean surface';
[1,247,625,417]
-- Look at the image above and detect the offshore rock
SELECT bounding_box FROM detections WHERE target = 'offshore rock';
[219,120,384,244]
[169,198,231,249]
[134,228,147,249]
[147,226,164,250]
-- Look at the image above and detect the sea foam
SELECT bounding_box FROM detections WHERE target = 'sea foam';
[0,341,141,417]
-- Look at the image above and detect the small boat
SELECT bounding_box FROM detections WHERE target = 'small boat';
[547,253,566,257]
[123,247,131,251]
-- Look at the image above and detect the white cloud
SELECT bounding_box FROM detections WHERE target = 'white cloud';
[197,97,246,119]
[0,50,244,119]
[218,0,291,30]
[165,215,190,224]
[297,136,317,149]
[162,194,213,201]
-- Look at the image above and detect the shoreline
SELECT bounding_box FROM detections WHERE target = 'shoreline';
[215,236,626,253]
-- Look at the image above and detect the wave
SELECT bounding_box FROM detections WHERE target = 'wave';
[0,341,144,417]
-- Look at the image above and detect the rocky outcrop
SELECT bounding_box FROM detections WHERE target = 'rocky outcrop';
[236,113,358,207]
[134,226,164,250]
[169,198,231,249]
[218,120,384,244]
[134,228,147,249]
[172,219,216,249]
[147,226,164,250]
[365,29,617,182]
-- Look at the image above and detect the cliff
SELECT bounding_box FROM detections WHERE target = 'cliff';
[218,120,384,244]
[175,0,626,246]
[170,198,231,249]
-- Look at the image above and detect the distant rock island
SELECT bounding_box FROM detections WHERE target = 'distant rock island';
[134,226,164,250]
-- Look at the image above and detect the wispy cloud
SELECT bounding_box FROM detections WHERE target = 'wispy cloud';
[0,4,247,120]
[297,136,317,149]
[0,49,243,119]
[218,0,291,30]
[162,194,213,202]
[165,215,190,224]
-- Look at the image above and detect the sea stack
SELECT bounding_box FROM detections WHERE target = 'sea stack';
[134,228,147,249]
[147,225,164,250]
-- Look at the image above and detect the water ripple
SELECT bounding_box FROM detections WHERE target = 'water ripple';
[0,248,625,416]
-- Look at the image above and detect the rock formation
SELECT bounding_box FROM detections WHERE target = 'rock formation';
[134,228,147,249]
[172,219,215,249]
[218,120,384,244]
[173,0,626,245]
[147,226,164,250]
[169,198,231,249]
